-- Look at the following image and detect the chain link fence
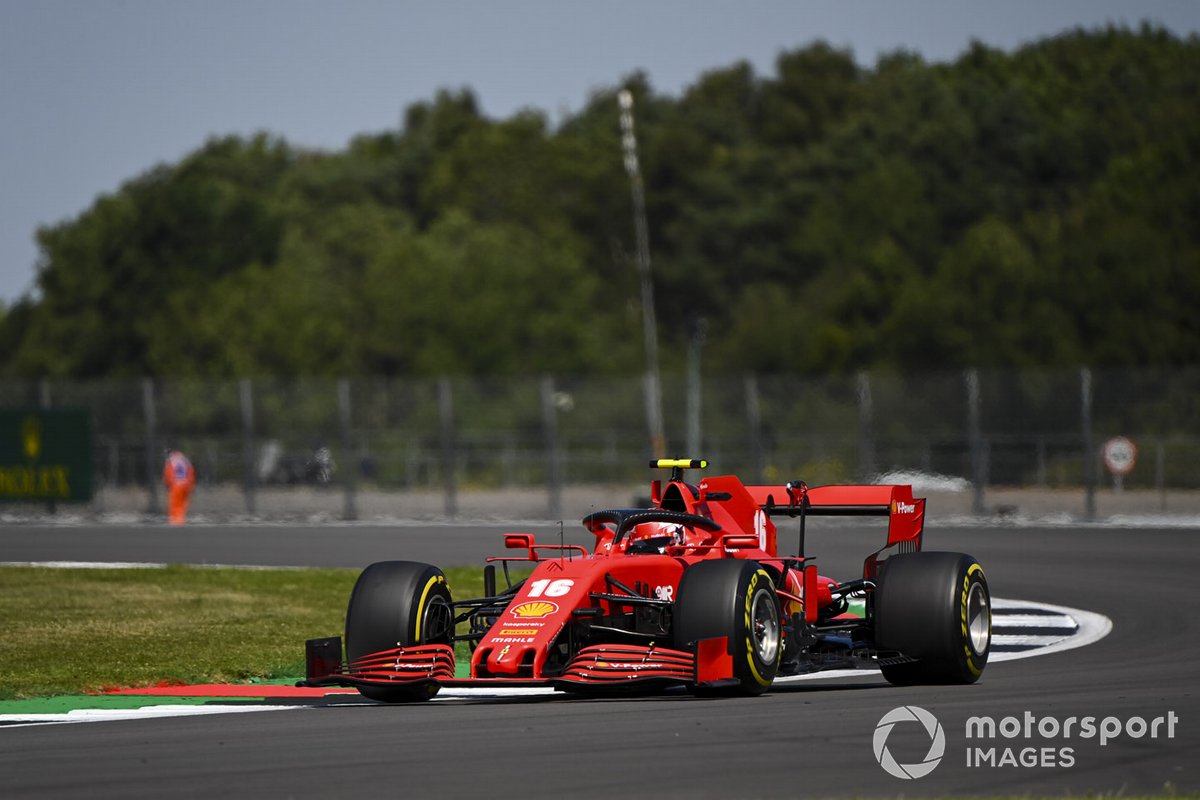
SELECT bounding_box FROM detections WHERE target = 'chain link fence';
[2,368,1198,521]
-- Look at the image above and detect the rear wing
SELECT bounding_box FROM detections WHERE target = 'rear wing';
[743,483,925,551]
[648,461,925,579]
[694,476,924,577]
[750,482,924,581]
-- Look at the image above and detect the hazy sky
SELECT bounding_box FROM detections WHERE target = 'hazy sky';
[2,0,1198,303]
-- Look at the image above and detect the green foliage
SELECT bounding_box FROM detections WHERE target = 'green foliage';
[2,26,1197,378]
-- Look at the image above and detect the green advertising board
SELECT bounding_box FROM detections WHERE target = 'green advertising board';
[0,409,93,503]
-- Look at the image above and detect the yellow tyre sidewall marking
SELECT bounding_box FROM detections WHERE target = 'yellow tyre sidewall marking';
[743,569,778,686]
[960,562,988,677]
[414,574,447,642]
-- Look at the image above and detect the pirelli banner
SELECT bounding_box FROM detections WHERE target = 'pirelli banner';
[0,409,93,503]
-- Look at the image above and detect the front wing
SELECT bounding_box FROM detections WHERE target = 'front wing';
[299,637,740,693]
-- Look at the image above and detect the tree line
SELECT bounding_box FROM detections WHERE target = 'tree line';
[1,25,1196,378]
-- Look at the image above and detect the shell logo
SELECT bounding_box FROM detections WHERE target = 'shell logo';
[510,601,558,619]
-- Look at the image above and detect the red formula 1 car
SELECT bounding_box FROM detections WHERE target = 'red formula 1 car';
[302,460,991,700]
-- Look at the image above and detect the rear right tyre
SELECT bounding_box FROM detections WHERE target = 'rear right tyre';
[873,551,991,685]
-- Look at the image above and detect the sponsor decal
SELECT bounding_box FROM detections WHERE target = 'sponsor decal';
[1,409,93,502]
[497,627,541,635]
[594,661,674,671]
[0,465,72,498]
[510,601,559,619]
[892,500,916,515]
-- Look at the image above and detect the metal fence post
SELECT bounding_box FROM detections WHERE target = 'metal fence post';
[240,378,256,516]
[1035,437,1048,486]
[438,377,457,519]
[541,375,563,520]
[1081,367,1096,520]
[338,378,357,521]
[686,318,707,457]
[856,371,876,481]
[142,378,159,515]
[38,379,57,515]
[966,369,986,514]
[745,374,763,483]
[1156,440,1166,511]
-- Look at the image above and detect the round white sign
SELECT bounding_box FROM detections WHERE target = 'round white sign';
[1102,436,1137,476]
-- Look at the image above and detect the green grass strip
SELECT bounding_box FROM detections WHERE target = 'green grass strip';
[0,564,493,700]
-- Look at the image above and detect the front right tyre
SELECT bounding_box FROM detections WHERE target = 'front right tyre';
[673,559,782,695]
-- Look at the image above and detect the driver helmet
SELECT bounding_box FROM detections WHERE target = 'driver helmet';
[628,521,686,550]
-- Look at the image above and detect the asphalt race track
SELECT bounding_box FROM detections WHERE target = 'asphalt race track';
[2,522,1197,798]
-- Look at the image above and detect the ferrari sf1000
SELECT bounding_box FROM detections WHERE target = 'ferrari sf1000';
[301,460,991,700]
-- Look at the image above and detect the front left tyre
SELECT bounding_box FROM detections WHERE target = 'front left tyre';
[344,560,454,702]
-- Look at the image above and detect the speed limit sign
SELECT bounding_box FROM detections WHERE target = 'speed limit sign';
[1102,436,1137,476]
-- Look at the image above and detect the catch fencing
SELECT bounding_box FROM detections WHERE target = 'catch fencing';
[2,367,1198,521]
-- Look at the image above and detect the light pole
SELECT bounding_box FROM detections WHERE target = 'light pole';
[687,317,707,456]
[618,89,665,458]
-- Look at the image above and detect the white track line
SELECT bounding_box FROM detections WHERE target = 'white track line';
[0,704,298,729]
[988,598,1112,663]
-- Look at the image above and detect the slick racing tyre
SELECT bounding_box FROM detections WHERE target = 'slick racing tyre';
[873,552,991,685]
[673,559,782,695]
[345,560,454,702]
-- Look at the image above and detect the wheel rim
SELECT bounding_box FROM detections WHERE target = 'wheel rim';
[421,596,454,644]
[750,588,780,664]
[965,581,990,655]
